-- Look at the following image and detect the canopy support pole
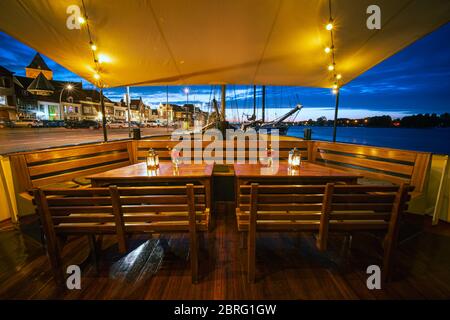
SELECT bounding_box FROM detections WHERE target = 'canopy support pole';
[126,86,131,138]
[253,85,256,118]
[100,88,108,142]
[221,85,226,121]
[332,90,340,142]
[166,85,169,132]
[262,85,266,123]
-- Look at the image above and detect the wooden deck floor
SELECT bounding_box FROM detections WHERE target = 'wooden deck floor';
[1,204,450,299]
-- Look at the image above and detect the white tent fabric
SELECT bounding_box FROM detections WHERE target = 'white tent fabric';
[0,0,449,88]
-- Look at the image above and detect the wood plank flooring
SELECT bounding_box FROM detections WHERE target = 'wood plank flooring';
[1,204,450,299]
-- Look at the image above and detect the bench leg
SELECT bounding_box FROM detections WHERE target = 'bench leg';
[240,232,247,249]
[382,235,395,284]
[190,233,199,284]
[247,231,255,283]
[88,235,100,275]
[46,236,64,287]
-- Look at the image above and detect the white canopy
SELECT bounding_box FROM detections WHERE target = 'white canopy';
[0,0,449,88]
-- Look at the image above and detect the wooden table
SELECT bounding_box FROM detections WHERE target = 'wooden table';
[234,162,361,204]
[88,162,214,208]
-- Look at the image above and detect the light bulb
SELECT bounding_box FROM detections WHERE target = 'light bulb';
[332,84,338,89]
[328,64,335,71]
[78,16,86,24]
[98,53,111,64]
[332,88,338,94]
[336,74,342,80]
[93,73,100,80]
[326,23,333,31]
[324,47,331,54]
[90,43,97,51]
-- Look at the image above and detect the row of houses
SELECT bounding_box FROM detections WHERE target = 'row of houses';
[0,53,209,125]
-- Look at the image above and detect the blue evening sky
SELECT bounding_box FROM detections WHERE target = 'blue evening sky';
[0,23,449,121]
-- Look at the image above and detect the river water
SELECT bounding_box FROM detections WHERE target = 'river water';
[286,126,450,155]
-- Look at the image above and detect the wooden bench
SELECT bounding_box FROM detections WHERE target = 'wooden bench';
[10,141,134,201]
[237,183,410,283]
[311,141,431,198]
[34,184,209,285]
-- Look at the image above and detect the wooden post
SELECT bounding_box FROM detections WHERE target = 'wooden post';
[317,183,334,251]
[261,85,266,123]
[100,88,108,142]
[187,184,199,283]
[33,189,64,286]
[248,183,258,282]
[0,156,16,223]
[332,90,340,142]
[383,183,408,283]
[433,156,449,225]
[109,185,127,254]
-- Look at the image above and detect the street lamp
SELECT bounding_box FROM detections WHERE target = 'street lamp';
[59,84,73,120]
[184,87,190,128]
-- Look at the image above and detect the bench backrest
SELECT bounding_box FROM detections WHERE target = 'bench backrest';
[135,139,310,163]
[318,183,410,250]
[11,141,134,192]
[312,141,431,194]
[238,184,327,231]
[244,183,410,251]
[34,184,207,255]
[112,184,209,234]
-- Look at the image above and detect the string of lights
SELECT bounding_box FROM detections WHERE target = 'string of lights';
[324,0,341,95]
[78,0,107,87]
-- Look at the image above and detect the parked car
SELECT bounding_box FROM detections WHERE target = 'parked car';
[106,121,126,129]
[141,120,158,128]
[130,121,141,128]
[0,119,14,128]
[43,120,65,127]
[11,119,43,128]
[65,120,100,129]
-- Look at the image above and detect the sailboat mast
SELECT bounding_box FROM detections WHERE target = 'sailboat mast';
[221,84,226,121]
[262,85,266,123]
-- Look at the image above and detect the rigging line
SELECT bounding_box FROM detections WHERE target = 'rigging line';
[251,0,284,83]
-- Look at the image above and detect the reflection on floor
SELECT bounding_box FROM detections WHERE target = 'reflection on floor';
[0,206,450,299]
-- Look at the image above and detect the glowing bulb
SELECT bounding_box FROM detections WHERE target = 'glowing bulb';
[326,23,333,31]
[66,84,73,90]
[332,88,338,94]
[93,73,100,80]
[332,84,338,89]
[98,53,111,64]
[324,47,331,54]
[328,64,335,71]
[184,87,190,94]
[336,74,342,80]
[78,16,86,24]
[90,43,97,51]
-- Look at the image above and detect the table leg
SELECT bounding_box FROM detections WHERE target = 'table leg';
[202,178,212,209]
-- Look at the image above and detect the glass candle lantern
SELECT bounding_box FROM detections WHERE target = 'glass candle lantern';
[146,148,159,169]
[171,147,181,167]
[288,148,301,169]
